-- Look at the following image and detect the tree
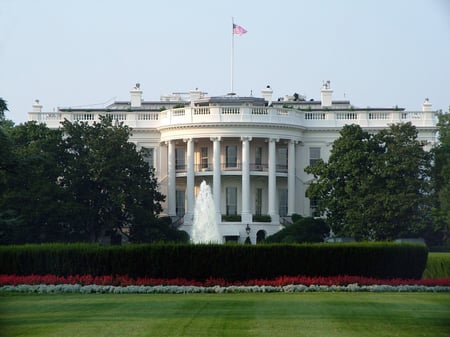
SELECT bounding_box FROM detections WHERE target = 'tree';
[305,123,433,241]
[372,123,432,240]
[305,124,381,239]
[431,110,450,244]
[59,116,166,243]
[265,215,329,243]
[0,98,8,120]
[0,122,66,243]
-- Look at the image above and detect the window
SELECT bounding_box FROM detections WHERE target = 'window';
[141,147,154,168]
[309,147,321,166]
[200,147,208,169]
[256,230,266,243]
[226,145,237,168]
[279,189,288,217]
[310,198,320,217]
[255,188,262,216]
[175,148,186,170]
[277,147,288,172]
[176,190,185,217]
[226,187,237,215]
[255,146,262,165]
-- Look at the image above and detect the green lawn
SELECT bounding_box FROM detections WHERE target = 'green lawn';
[1,293,449,337]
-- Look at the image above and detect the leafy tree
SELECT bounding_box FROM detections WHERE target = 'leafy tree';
[265,215,329,243]
[431,111,450,244]
[0,98,8,120]
[0,116,184,244]
[0,99,15,174]
[59,116,166,243]
[305,124,381,239]
[306,123,433,241]
[0,122,65,243]
[372,123,432,240]
[0,125,16,173]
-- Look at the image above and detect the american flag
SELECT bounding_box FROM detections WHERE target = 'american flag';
[233,23,247,36]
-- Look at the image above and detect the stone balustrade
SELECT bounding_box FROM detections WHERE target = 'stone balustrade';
[29,106,436,130]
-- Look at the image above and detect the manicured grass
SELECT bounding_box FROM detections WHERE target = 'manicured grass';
[1,293,449,337]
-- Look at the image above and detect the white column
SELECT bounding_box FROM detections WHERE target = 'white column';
[211,137,222,224]
[185,138,195,224]
[268,138,278,222]
[241,136,252,223]
[167,140,176,217]
[288,140,296,216]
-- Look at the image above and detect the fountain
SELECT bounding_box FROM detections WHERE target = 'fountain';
[192,181,222,244]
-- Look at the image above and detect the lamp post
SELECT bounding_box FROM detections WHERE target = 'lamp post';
[244,223,251,244]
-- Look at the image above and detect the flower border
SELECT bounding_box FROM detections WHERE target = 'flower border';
[1,283,450,294]
[1,274,449,293]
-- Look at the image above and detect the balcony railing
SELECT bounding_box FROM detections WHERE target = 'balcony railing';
[249,163,268,171]
[175,162,288,174]
[195,164,213,172]
[29,106,436,130]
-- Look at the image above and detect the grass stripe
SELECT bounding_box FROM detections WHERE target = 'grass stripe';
[1,293,449,337]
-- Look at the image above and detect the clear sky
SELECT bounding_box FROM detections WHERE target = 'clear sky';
[1,0,449,123]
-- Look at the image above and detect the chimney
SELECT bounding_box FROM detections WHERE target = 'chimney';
[422,98,432,112]
[130,83,142,108]
[261,85,273,105]
[320,80,333,107]
[189,88,204,103]
[32,99,43,113]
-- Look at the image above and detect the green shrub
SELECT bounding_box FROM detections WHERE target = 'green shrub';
[221,215,241,222]
[265,217,329,243]
[0,242,428,280]
[422,252,450,279]
[252,215,271,222]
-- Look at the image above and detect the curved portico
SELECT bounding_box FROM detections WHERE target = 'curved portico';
[158,96,303,242]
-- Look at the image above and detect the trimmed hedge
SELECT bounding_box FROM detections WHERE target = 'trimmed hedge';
[0,242,428,280]
[422,253,450,279]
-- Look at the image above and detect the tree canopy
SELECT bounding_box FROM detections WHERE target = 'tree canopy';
[0,98,8,120]
[431,111,450,244]
[305,122,433,242]
[0,116,186,244]
[265,214,329,243]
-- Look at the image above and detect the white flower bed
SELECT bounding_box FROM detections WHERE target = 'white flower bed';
[1,284,449,294]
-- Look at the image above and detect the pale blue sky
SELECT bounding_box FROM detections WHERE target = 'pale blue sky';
[1,0,449,123]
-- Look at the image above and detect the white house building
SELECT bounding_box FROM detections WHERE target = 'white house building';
[29,82,438,243]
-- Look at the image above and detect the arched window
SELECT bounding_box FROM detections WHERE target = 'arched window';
[256,230,266,243]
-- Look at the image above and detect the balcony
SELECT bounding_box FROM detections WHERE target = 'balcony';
[30,106,436,131]
[175,162,288,176]
[158,106,436,130]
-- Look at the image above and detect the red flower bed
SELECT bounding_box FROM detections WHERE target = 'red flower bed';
[1,274,450,287]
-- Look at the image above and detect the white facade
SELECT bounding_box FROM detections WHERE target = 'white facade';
[29,83,438,243]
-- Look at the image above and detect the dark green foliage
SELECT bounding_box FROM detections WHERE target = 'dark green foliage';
[130,217,189,243]
[222,215,241,222]
[0,122,67,243]
[422,253,450,279]
[252,215,271,222]
[59,116,165,243]
[0,243,428,280]
[431,112,450,245]
[306,123,433,241]
[0,117,173,244]
[265,217,329,243]
[291,213,303,223]
[0,97,8,120]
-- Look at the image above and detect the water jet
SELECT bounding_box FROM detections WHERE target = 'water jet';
[192,181,222,244]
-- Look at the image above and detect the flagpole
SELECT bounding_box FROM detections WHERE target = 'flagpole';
[230,17,234,95]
